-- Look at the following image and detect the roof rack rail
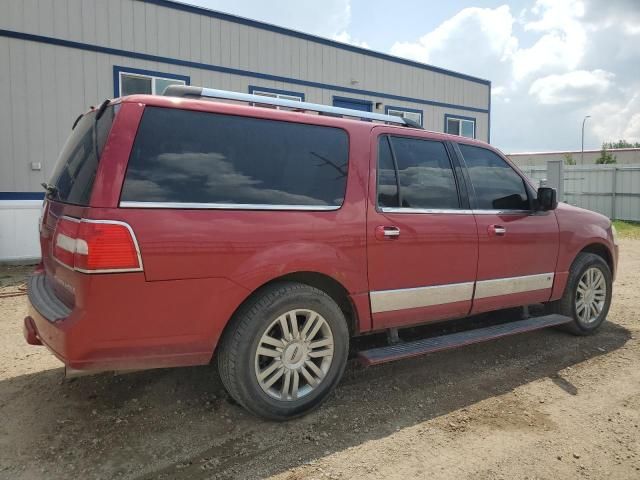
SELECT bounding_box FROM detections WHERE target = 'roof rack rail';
[162,85,423,128]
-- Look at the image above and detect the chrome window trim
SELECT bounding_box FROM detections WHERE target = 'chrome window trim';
[380,207,473,215]
[474,273,554,299]
[370,281,474,313]
[471,209,532,215]
[119,201,341,211]
[379,207,532,215]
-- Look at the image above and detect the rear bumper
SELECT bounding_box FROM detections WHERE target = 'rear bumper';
[25,274,74,365]
[24,272,247,372]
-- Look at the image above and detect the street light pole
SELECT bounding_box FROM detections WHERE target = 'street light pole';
[581,115,591,165]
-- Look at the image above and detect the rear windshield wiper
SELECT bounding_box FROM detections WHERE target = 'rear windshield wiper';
[41,182,59,200]
[95,99,110,121]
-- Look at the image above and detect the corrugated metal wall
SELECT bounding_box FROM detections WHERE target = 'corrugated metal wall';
[0,0,490,194]
[521,164,640,222]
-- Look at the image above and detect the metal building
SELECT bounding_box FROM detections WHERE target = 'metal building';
[508,148,640,167]
[0,0,491,262]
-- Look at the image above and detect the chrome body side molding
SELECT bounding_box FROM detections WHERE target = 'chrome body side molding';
[369,273,555,313]
[370,282,474,313]
[474,273,554,299]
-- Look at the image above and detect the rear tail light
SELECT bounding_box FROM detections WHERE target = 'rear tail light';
[53,217,143,273]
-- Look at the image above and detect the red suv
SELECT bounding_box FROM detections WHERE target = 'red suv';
[25,86,618,420]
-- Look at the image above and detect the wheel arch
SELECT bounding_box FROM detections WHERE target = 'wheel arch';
[579,242,614,275]
[551,240,615,302]
[212,271,362,360]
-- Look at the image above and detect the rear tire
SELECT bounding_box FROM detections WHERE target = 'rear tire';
[217,281,349,420]
[547,253,612,336]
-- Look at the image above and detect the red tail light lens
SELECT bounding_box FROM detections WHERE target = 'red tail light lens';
[53,217,142,273]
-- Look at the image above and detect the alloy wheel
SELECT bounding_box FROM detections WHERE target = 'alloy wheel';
[254,309,334,401]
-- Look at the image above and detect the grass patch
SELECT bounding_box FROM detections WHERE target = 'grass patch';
[613,220,640,240]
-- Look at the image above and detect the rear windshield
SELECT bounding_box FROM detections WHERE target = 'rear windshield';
[49,106,115,205]
[120,107,349,208]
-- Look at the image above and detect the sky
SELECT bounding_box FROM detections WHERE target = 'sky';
[187,0,639,153]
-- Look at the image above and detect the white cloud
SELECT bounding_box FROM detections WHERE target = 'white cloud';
[332,31,370,49]
[590,93,640,144]
[492,86,507,96]
[386,0,639,151]
[390,5,517,66]
[512,0,587,80]
[529,70,614,104]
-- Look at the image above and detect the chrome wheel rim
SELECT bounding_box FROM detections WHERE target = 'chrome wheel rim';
[255,309,334,401]
[575,267,607,324]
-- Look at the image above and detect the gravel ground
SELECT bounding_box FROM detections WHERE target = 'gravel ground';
[0,240,638,479]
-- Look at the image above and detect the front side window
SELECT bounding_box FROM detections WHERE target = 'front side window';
[116,67,189,97]
[376,136,459,210]
[458,144,529,210]
[445,115,475,139]
[121,107,349,208]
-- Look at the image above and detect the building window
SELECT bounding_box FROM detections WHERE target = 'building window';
[385,106,423,126]
[248,86,304,102]
[445,114,475,139]
[332,96,373,112]
[113,66,190,97]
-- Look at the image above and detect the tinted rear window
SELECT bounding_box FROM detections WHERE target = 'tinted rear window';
[49,106,115,205]
[121,107,349,207]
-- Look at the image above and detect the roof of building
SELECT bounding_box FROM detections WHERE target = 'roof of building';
[142,0,491,87]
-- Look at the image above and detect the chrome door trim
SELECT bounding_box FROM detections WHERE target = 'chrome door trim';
[474,273,554,299]
[119,201,341,211]
[370,281,474,313]
[369,273,555,314]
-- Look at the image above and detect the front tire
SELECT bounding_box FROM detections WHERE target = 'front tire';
[548,252,612,335]
[217,282,349,420]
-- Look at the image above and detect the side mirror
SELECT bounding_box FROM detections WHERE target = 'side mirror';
[536,187,558,211]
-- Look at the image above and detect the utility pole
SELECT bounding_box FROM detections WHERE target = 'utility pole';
[581,115,591,165]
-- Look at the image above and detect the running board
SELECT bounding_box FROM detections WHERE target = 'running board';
[358,314,573,366]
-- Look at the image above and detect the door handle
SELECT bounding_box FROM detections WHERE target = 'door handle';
[488,224,506,236]
[375,226,400,240]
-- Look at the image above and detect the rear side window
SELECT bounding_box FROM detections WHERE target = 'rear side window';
[377,135,459,210]
[49,107,115,205]
[458,144,529,210]
[121,107,349,208]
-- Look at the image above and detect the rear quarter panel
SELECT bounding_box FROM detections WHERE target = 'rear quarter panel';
[88,101,374,354]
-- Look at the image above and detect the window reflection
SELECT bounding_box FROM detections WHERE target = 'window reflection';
[122,107,349,206]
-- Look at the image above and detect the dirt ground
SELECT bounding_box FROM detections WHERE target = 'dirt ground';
[1,242,639,480]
